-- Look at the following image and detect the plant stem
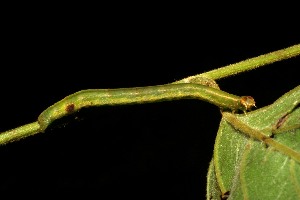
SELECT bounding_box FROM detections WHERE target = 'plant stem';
[177,44,300,82]
[0,44,299,145]
[222,112,300,163]
[0,122,40,145]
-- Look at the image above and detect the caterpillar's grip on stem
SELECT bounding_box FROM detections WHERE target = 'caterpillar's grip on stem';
[38,83,255,132]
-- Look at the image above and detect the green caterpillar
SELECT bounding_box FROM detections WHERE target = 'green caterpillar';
[38,83,255,132]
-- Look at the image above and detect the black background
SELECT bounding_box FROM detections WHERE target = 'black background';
[1,5,299,199]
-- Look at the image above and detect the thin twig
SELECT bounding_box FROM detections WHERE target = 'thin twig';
[175,44,300,82]
[0,44,299,145]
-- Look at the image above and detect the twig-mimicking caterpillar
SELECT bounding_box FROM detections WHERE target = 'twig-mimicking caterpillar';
[38,83,255,131]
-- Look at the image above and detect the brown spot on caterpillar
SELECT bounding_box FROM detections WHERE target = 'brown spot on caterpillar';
[65,104,75,113]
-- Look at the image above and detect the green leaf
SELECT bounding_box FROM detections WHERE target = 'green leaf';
[207,85,300,200]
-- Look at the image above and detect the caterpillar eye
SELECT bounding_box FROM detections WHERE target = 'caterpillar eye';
[240,96,256,111]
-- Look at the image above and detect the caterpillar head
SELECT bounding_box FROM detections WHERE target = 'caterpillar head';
[240,96,256,112]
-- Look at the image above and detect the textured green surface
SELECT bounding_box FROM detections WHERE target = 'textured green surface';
[1,44,299,146]
[206,160,223,200]
[38,83,248,132]
[0,122,40,144]
[200,44,300,80]
[207,85,300,200]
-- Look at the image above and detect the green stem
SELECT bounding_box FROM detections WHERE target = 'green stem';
[176,44,300,82]
[0,122,40,145]
[223,112,300,163]
[0,44,299,145]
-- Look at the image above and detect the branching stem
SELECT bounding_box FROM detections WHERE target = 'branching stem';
[1,44,299,145]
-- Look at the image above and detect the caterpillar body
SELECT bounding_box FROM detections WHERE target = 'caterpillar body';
[38,83,255,131]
